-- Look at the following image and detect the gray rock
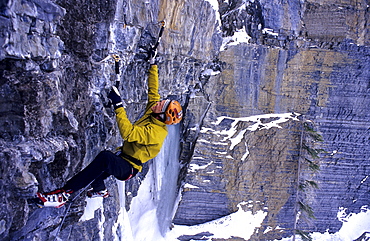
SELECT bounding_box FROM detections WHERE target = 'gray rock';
[0,0,369,240]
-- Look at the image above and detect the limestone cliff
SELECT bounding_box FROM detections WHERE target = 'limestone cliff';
[0,0,369,240]
[174,1,370,240]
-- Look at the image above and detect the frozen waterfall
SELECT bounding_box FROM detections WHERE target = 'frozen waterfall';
[118,124,181,241]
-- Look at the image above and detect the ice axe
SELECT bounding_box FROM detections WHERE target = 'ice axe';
[112,54,120,88]
[146,20,165,61]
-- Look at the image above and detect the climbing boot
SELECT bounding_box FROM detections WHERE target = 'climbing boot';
[87,189,109,198]
[37,189,72,208]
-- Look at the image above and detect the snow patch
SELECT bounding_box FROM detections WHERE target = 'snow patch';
[229,129,247,150]
[278,206,370,241]
[221,26,251,50]
[79,197,104,222]
[205,0,258,51]
[198,139,211,144]
[262,28,279,37]
[201,68,221,76]
[241,141,250,161]
[211,113,300,161]
[214,113,300,138]
[79,196,105,239]
[264,226,273,234]
[204,0,221,29]
[166,202,267,240]
[200,127,215,133]
[184,183,199,189]
[189,161,214,172]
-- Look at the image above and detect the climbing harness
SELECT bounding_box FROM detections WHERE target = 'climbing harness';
[119,152,143,168]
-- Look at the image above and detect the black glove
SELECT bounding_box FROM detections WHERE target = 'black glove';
[148,48,157,65]
[108,86,123,109]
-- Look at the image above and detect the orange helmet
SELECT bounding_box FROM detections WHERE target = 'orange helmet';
[163,100,183,125]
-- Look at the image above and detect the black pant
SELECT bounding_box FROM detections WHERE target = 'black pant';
[63,150,138,192]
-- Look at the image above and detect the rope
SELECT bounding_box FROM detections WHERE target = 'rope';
[53,176,101,241]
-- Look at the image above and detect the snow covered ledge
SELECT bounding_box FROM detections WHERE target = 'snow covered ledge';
[279,206,370,241]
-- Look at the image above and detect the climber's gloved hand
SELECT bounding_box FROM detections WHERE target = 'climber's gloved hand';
[148,48,157,65]
[108,86,123,110]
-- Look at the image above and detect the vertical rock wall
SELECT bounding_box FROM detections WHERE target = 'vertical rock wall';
[0,0,369,240]
[0,0,120,239]
[173,0,370,240]
[0,0,219,240]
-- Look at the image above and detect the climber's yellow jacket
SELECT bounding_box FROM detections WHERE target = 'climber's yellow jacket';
[114,65,168,172]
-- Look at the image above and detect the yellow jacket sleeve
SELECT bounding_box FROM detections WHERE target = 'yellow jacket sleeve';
[114,107,133,140]
[114,107,164,145]
[148,65,160,103]
[113,64,164,145]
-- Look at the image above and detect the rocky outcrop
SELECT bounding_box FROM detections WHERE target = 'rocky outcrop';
[0,0,119,239]
[1,0,369,240]
[173,0,370,240]
[0,0,217,240]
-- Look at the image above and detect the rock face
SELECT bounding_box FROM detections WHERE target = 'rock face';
[173,0,370,240]
[0,0,369,240]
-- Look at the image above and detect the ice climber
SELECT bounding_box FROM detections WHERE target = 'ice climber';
[36,55,183,208]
